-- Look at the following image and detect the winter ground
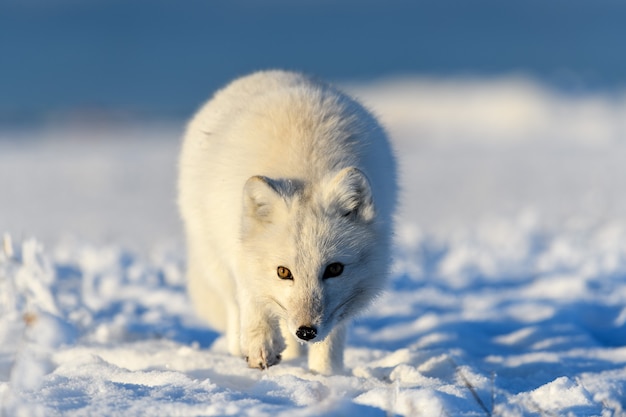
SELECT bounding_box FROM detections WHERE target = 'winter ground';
[2,77,626,416]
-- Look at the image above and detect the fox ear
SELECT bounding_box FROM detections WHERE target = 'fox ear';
[243,176,282,222]
[326,167,375,222]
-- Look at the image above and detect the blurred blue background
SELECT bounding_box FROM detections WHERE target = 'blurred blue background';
[2,0,626,128]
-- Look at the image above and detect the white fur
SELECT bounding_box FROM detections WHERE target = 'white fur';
[178,70,396,374]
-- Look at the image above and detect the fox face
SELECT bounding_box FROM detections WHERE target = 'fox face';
[239,167,387,343]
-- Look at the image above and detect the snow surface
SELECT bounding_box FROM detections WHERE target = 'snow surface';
[2,77,626,416]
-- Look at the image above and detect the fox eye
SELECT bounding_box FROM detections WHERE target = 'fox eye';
[323,262,344,279]
[277,266,293,280]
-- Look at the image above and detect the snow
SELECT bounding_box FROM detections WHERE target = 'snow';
[2,77,626,416]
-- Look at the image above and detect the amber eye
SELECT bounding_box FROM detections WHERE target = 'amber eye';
[323,262,344,279]
[277,266,293,280]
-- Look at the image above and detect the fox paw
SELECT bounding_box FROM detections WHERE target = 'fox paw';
[244,353,282,370]
[243,335,285,370]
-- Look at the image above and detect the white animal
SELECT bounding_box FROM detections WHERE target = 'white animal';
[178,70,396,375]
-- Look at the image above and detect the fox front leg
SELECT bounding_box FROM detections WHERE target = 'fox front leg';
[238,295,285,370]
[308,322,347,375]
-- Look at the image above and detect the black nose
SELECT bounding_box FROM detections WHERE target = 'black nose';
[296,326,317,341]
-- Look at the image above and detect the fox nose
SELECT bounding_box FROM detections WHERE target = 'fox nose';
[296,326,317,341]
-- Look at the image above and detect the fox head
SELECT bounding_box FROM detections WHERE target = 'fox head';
[239,166,389,343]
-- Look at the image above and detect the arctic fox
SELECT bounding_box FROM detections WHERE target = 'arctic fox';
[178,70,396,375]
